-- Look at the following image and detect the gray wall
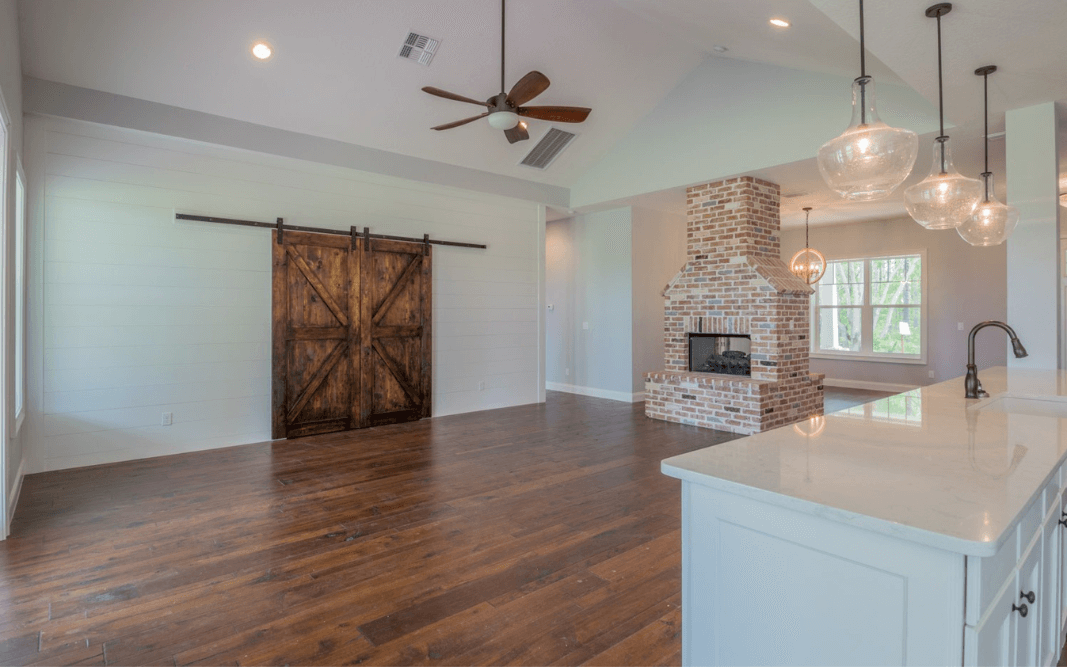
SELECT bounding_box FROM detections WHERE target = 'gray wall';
[1,0,24,526]
[546,206,686,397]
[631,207,687,392]
[546,208,635,397]
[782,215,1007,386]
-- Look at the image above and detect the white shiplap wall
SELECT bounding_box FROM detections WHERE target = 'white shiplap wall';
[26,116,545,473]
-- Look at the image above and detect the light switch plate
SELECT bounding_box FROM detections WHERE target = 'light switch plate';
[161,412,173,426]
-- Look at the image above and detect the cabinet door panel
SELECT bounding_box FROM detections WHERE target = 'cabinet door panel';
[1042,506,1061,666]
[1017,540,1041,667]
[972,575,1017,667]
[1060,492,1067,653]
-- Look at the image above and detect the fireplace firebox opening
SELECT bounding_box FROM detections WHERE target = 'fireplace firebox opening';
[688,333,752,377]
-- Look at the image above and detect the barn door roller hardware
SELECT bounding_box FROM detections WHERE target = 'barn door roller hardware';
[175,213,488,250]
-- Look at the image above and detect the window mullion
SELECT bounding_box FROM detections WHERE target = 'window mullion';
[863,259,873,355]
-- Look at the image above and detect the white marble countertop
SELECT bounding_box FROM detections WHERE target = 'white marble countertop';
[661,367,1067,556]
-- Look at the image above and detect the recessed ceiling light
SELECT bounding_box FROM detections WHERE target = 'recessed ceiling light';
[769,18,791,28]
[713,45,729,53]
[251,42,273,60]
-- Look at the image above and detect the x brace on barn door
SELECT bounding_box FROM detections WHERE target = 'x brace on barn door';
[175,213,488,250]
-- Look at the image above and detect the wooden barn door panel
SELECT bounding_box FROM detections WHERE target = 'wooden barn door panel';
[272,231,361,439]
[361,238,432,427]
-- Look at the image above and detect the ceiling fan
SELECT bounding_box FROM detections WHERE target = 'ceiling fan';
[421,0,592,144]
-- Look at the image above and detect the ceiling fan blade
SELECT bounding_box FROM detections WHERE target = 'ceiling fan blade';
[507,71,551,107]
[504,123,530,144]
[422,87,491,107]
[517,106,592,123]
[432,113,489,131]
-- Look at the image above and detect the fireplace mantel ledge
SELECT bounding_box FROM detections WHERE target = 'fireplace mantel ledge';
[646,370,824,387]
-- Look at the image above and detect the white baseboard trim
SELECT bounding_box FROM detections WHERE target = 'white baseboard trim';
[6,456,26,536]
[546,382,645,403]
[822,377,919,394]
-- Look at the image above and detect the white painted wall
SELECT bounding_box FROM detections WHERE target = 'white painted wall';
[631,206,686,392]
[545,205,683,399]
[781,216,1007,388]
[545,208,635,400]
[1,0,25,533]
[23,116,545,473]
[570,56,941,209]
[1006,103,1061,370]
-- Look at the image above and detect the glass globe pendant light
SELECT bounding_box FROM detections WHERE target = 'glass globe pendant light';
[958,66,1019,246]
[904,3,982,230]
[790,207,827,284]
[817,0,918,201]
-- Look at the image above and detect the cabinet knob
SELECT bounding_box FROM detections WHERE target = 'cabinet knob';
[1021,590,1036,604]
[1013,602,1029,617]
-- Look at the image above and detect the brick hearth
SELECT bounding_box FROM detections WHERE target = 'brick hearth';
[644,176,824,435]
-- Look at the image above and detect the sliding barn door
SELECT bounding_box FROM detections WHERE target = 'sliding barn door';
[361,239,432,427]
[272,231,361,439]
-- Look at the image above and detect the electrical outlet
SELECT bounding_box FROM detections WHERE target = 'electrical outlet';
[582,322,590,330]
[565,367,569,376]
[478,380,486,391]
[161,412,173,426]
[928,371,935,379]
[958,322,964,331]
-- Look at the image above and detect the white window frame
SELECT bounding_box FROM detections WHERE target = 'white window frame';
[0,83,9,539]
[811,249,928,365]
[12,157,24,436]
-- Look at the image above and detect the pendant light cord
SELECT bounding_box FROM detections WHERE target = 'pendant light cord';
[982,69,992,201]
[983,71,989,176]
[804,208,811,249]
[858,0,867,125]
[936,11,947,173]
[501,0,506,94]
[859,0,866,78]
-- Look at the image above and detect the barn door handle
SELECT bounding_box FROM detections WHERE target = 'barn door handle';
[1013,602,1029,617]
[276,217,284,244]
[1020,590,1035,604]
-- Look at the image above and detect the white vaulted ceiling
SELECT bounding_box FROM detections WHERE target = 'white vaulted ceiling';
[17,0,1067,217]
[18,0,706,187]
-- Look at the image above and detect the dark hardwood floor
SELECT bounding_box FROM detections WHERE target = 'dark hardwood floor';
[0,388,883,666]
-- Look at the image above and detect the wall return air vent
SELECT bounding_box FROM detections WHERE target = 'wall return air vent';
[398,32,439,66]
[519,128,576,170]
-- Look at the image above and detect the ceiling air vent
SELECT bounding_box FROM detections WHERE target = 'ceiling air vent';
[398,32,439,66]
[519,128,577,170]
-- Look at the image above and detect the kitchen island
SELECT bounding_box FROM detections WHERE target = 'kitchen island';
[662,367,1067,666]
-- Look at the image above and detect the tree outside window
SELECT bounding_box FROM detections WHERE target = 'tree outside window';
[814,253,924,361]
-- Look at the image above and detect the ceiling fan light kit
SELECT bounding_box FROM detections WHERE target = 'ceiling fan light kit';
[420,0,591,145]
[817,0,918,201]
[904,3,982,230]
[958,65,1019,246]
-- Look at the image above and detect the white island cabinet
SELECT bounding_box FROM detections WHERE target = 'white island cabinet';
[662,368,1067,666]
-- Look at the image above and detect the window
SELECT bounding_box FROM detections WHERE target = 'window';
[13,162,24,430]
[813,252,925,362]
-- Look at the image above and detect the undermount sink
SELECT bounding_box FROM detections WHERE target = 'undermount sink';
[971,394,1067,419]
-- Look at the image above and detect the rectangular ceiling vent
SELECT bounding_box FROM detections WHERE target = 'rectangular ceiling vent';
[398,32,440,66]
[519,128,577,170]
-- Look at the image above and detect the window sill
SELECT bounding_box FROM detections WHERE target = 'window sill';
[810,352,927,366]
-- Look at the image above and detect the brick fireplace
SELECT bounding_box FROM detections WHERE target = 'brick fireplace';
[644,177,824,435]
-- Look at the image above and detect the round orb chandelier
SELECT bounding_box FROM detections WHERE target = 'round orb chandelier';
[904,3,982,230]
[790,207,827,285]
[958,66,1019,247]
[816,0,918,201]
